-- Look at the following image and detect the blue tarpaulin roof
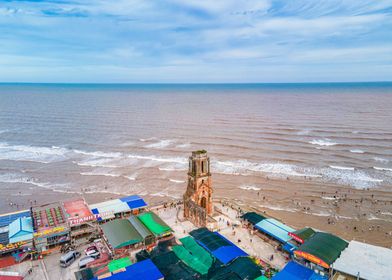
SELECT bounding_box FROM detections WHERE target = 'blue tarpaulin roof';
[9,217,33,244]
[89,195,147,221]
[272,261,327,280]
[212,246,248,265]
[255,218,294,243]
[283,242,297,254]
[93,259,163,280]
[193,231,248,265]
[0,210,30,228]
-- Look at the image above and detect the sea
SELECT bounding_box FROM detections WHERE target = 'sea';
[0,83,391,212]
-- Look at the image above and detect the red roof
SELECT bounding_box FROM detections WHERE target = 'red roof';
[63,198,94,226]
[0,276,23,280]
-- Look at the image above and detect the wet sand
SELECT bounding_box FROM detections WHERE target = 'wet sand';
[3,174,391,248]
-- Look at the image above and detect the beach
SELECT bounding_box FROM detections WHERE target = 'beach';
[0,83,391,247]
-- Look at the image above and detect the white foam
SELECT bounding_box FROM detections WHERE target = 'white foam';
[0,142,69,163]
[169,179,185,183]
[309,139,338,146]
[73,149,122,158]
[260,205,297,212]
[139,137,156,142]
[80,172,120,177]
[330,165,355,171]
[239,185,261,191]
[124,174,137,181]
[374,157,389,163]
[373,166,392,172]
[322,197,337,200]
[145,139,175,149]
[350,149,364,154]
[75,158,119,168]
[128,154,187,164]
[296,129,311,135]
[322,168,383,189]
[176,143,191,149]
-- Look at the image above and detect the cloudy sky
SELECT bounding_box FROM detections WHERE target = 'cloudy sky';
[1,0,391,83]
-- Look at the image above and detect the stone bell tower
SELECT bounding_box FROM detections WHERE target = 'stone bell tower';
[183,150,213,227]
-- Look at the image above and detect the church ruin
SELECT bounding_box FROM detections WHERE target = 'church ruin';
[183,150,213,227]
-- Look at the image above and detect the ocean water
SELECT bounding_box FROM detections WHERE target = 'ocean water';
[0,83,392,209]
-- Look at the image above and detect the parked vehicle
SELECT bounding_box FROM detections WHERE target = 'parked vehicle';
[78,256,95,269]
[84,245,100,259]
[60,250,81,268]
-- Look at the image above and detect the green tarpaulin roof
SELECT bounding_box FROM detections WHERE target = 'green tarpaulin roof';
[172,236,213,275]
[108,257,133,272]
[180,236,213,268]
[296,232,348,265]
[241,212,266,225]
[291,227,315,242]
[137,212,172,236]
[101,219,143,249]
[210,257,262,280]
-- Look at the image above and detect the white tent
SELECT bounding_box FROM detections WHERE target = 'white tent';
[332,240,392,280]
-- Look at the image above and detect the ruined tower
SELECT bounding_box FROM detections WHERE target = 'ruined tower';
[183,150,213,227]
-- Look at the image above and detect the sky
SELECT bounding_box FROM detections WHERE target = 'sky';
[0,0,392,83]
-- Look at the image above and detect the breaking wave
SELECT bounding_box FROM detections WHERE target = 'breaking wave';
[330,165,355,171]
[169,179,185,183]
[145,139,176,149]
[309,139,338,146]
[239,185,261,191]
[373,167,392,172]
[0,142,69,163]
[350,149,364,154]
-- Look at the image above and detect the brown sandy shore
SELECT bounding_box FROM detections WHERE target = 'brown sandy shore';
[1,175,392,248]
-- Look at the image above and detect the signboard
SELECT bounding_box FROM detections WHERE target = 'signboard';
[34,226,67,238]
[288,232,304,243]
[294,251,329,269]
[68,211,114,226]
[0,241,27,253]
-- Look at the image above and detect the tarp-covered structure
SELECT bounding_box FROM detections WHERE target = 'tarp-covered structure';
[128,215,155,245]
[289,227,315,244]
[241,212,266,225]
[272,261,327,280]
[255,218,294,243]
[152,251,201,280]
[100,219,143,249]
[89,195,147,221]
[137,212,172,237]
[190,228,248,265]
[172,236,213,275]
[332,240,392,280]
[295,232,348,269]
[93,259,163,280]
[0,210,31,246]
[8,217,33,244]
[209,257,262,280]
[108,257,132,272]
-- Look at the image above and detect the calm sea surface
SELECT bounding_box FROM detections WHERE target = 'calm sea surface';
[0,83,391,211]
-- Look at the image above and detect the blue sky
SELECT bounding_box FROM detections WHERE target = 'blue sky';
[0,0,391,83]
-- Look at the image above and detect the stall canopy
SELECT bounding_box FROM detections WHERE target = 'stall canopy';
[100,219,143,249]
[8,217,33,244]
[89,195,147,221]
[189,228,248,265]
[137,212,171,237]
[241,212,266,225]
[255,218,294,243]
[272,261,327,280]
[289,227,315,244]
[332,240,392,280]
[209,257,262,280]
[94,259,163,280]
[295,232,348,269]
[108,257,132,272]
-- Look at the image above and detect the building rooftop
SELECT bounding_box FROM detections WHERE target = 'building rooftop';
[295,232,348,268]
[8,217,33,244]
[89,195,147,221]
[101,219,143,249]
[255,218,294,243]
[32,202,68,231]
[332,240,392,280]
[63,198,94,226]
